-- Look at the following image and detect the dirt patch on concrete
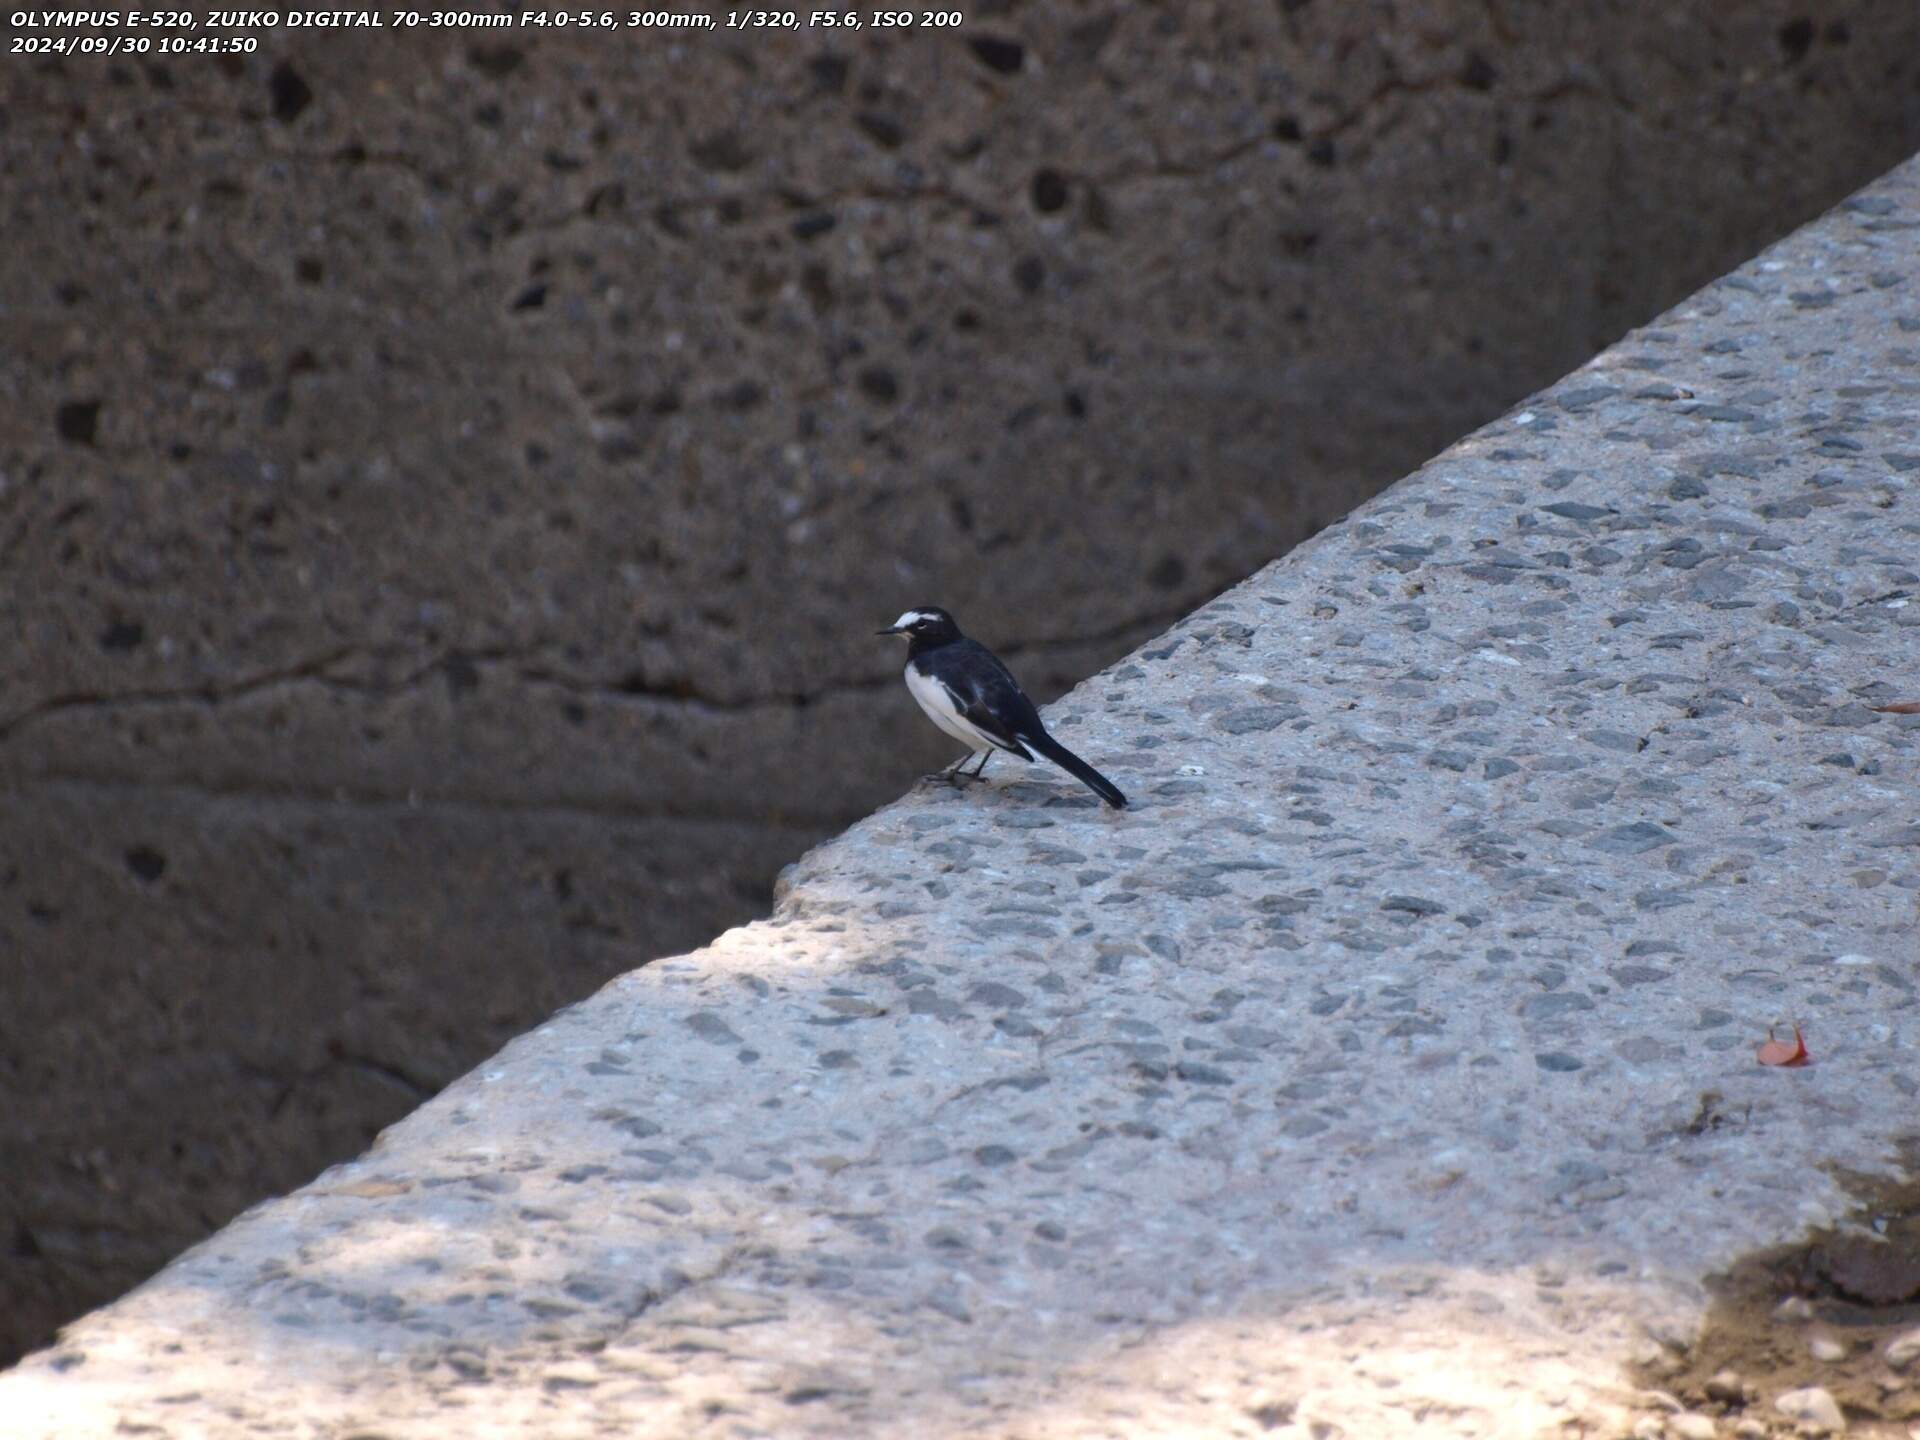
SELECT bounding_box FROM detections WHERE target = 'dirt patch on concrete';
[1632,1143,1920,1437]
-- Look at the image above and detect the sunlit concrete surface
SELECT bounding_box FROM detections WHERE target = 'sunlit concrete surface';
[5,156,1918,1438]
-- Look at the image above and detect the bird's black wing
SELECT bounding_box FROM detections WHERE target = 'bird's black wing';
[937,640,1044,759]
[941,638,1128,806]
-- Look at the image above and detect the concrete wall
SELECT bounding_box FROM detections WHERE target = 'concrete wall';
[5,2,1920,1364]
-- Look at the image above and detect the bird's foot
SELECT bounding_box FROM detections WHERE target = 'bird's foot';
[921,763,989,788]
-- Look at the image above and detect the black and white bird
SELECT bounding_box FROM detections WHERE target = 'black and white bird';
[878,607,1127,809]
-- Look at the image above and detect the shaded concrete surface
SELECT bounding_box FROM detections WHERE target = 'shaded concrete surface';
[9,3,1920,1364]
[7,147,1919,1439]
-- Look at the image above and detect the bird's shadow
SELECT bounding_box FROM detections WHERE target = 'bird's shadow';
[976,778,1105,810]
[911,771,1113,813]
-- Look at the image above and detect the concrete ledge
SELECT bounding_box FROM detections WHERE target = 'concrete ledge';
[8,157,1920,1437]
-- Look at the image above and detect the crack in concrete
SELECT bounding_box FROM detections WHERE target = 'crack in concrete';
[0,647,361,741]
[331,1050,436,1105]
[1097,71,1620,187]
[524,178,1003,238]
[289,144,446,186]
[8,774,853,831]
[619,1240,754,1327]
[0,609,1183,741]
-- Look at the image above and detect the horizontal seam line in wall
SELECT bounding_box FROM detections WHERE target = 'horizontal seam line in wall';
[0,774,860,831]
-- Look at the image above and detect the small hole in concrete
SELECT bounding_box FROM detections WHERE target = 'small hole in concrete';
[57,400,100,445]
[468,44,523,78]
[1031,168,1069,213]
[99,619,144,652]
[1778,16,1814,63]
[124,846,167,882]
[809,52,849,91]
[968,35,1024,73]
[268,61,311,122]
[855,112,903,148]
[858,366,899,404]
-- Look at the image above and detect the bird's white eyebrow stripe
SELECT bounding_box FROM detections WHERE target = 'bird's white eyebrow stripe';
[893,610,933,629]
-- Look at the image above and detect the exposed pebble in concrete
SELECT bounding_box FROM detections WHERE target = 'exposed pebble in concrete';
[1890,1328,1920,1370]
[1774,1385,1846,1434]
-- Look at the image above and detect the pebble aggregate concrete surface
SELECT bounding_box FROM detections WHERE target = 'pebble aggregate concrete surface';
[7,158,1920,1440]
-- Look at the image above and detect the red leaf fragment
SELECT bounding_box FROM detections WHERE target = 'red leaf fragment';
[1756,1022,1811,1068]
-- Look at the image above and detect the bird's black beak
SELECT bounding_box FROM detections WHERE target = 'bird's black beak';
[876,625,904,636]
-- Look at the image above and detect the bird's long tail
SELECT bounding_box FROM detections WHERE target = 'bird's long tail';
[1023,731,1127,809]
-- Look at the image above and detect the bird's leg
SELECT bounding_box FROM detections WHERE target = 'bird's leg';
[945,752,993,786]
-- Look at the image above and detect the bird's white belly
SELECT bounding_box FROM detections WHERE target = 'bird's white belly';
[906,664,995,752]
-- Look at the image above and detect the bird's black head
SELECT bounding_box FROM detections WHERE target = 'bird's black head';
[877,606,963,649]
